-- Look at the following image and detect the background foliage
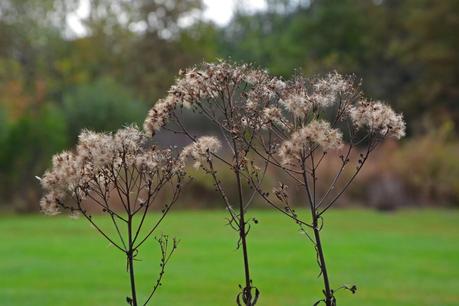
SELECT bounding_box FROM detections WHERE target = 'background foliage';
[0,0,458,210]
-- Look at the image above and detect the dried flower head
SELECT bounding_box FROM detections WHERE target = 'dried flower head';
[279,92,311,119]
[278,72,355,119]
[40,125,184,215]
[312,71,353,106]
[262,106,287,129]
[349,100,406,139]
[39,191,64,215]
[278,120,343,166]
[143,60,285,136]
[180,136,222,169]
[143,95,178,135]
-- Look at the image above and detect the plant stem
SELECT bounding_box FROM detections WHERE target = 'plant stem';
[127,216,138,306]
[312,214,333,306]
[233,134,253,305]
[236,168,253,305]
[302,159,334,306]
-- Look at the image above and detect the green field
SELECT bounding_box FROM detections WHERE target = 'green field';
[0,209,458,306]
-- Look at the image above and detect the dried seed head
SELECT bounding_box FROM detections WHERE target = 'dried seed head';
[40,126,184,215]
[349,100,406,139]
[143,60,284,135]
[180,136,222,169]
[278,120,343,166]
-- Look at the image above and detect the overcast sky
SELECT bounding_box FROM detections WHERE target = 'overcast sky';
[203,0,266,24]
[67,0,267,36]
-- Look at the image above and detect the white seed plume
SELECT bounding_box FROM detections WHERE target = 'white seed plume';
[180,136,222,169]
[349,100,406,139]
[143,61,285,136]
[39,126,184,215]
[313,72,352,100]
[278,120,343,166]
[279,72,355,119]
[280,92,311,119]
[143,95,178,135]
[262,106,287,129]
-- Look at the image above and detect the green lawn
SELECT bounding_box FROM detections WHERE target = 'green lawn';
[0,209,458,306]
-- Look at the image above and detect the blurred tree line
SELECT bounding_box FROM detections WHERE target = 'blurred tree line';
[0,0,458,210]
[221,0,459,133]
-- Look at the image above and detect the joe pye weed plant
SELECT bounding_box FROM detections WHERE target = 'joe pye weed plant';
[144,61,288,305]
[39,126,185,306]
[245,72,405,305]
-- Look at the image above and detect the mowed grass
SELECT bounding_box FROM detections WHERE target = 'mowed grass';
[0,209,458,306]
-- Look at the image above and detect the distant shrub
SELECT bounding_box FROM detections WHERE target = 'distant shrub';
[345,123,459,208]
[62,78,147,141]
[0,104,68,210]
[394,124,459,206]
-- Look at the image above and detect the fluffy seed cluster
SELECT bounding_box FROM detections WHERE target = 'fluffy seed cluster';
[278,120,343,165]
[144,95,178,133]
[180,136,222,169]
[143,61,285,135]
[311,72,353,107]
[39,126,184,215]
[350,100,406,139]
[262,106,287,129]
[279,72,354,119]
[279,92,311,119]
[313,72,352,95]
[142,61,405,171]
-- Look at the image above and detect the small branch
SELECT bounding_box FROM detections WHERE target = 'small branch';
[142,236,179,306]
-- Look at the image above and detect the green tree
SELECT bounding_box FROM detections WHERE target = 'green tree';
[219,0,459,134]
[0,105,68,210]
[390,0,459,131]
[62,78,147,141]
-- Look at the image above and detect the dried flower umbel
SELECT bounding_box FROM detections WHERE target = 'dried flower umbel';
[39,126,185,306]
[248,72,405,305]
[144,61,286,305]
